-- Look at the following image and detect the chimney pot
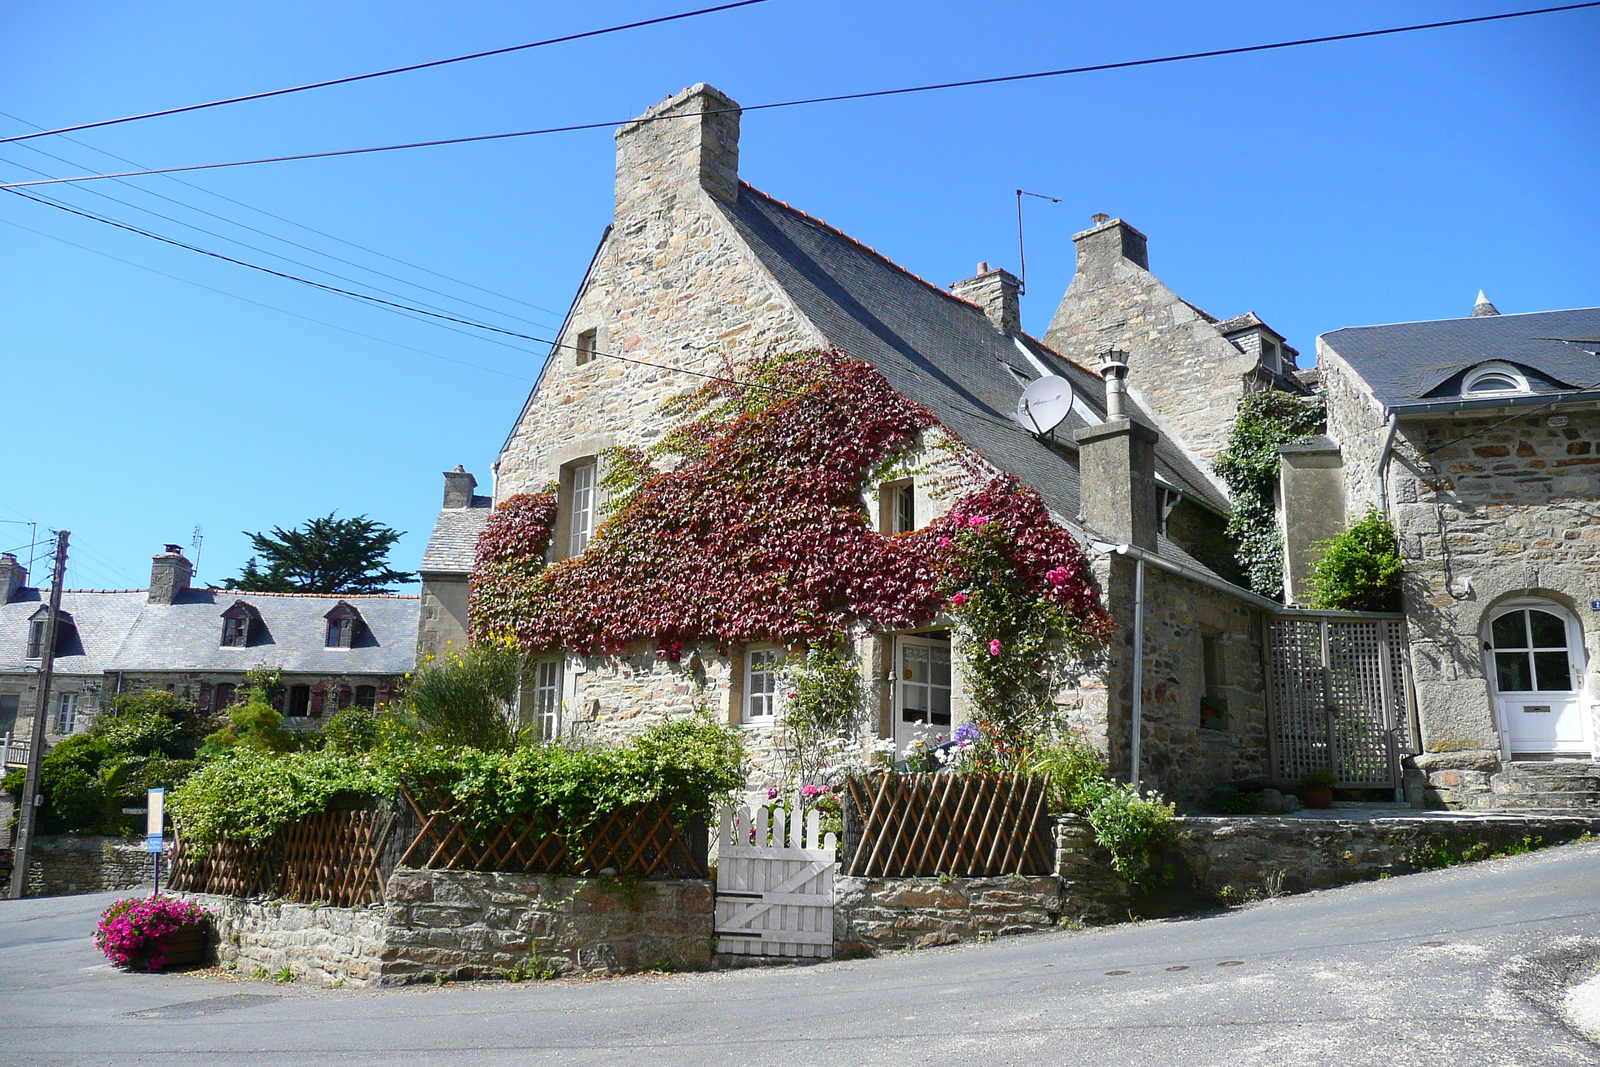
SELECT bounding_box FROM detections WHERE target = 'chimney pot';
[0,552,25,604]
[1091,213,1110,224]
[1098,351,1131,419]
[977,261,989,274]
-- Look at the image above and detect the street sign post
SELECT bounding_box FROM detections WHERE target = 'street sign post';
[147,787,164,895]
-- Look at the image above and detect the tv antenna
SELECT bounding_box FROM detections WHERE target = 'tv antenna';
[190,525,204,581]
[1015,189,1061,296]
[1016,375,1076,436]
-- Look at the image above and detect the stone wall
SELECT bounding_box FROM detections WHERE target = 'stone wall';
[27,835,152,896]
[193,870,714,987]
[833,874,1062,951]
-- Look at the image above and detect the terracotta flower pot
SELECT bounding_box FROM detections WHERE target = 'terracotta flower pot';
[1302,786,1335,810]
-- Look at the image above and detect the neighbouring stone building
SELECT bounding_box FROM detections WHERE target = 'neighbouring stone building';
[421,82,1326,811]
[0,545,417,780]
[1294,300,1600,807]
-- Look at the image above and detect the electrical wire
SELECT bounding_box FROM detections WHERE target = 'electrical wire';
[1422,376,1600,457]
[3,3,1595,190]
[0,109,564,322]
[0,0,774,146]
[5,189,801,395]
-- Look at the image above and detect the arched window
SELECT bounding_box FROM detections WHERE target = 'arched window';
[1462,362,1530,398]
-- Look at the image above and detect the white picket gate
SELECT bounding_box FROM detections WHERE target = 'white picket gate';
[714,801,836,959]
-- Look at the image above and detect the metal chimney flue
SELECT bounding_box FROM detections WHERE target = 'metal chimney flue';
[1099,350,1130,419]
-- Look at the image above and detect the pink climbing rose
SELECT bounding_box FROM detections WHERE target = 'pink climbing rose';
[989,639,1002,656]
[1045,566,1069,587]
[967,514,989,528]
[951,592,968,607]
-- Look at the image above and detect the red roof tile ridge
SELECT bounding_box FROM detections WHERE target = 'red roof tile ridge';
[740,182,989,315]
[1014,331,1098,375]
[198,588,420,600]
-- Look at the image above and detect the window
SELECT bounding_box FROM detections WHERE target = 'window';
[575,328,598,367]
[1490,608,1575,693]
[355,685,377,710]
[25,620,44,659]
[0,693,19,736]
[1462,362,1530,398]
[532,659,562,740]
[744,646,781,723]
[882,480,916,534]
[569,461,597,555]
[222,616,249,647]
[1201,632,1227,730]
[214,682,237,710]
[286,684,311,718]
[54,692,78,735]
[327,616,354,648]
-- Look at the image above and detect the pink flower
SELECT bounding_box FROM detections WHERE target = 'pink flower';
[787,692,798,700]
[1046,566,1069,587]
[989,639,1002,656]
[967,514,989,528]
[937,537,951,548]
[951,592,968,607]
[766,786,779,800]
[949,512,965,526]
[801,784,820,798]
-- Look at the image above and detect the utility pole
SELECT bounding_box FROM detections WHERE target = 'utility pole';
[8,530,68,900]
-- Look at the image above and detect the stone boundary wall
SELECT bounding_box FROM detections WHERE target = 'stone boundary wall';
[28,836,152,897]
[191,870,714,987]
[833,875,1061,952]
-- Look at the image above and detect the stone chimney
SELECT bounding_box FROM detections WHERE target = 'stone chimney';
[443,465,478,509]
[1072,216,1149,274]
[615,83,741,216]
[1072,357,1159,551]
[148,545,193,605]
[0,552,25,603]
[1471,290,1500,317]
[951,263,1021,333]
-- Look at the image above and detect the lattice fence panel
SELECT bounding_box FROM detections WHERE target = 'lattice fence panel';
[840,774,1052,877]
[167,835,275,898]
[279,808,396,907]
[395,787,707,878]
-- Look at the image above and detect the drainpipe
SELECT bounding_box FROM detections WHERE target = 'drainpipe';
[1375,411,1399,518]
[1129,556,1145,791]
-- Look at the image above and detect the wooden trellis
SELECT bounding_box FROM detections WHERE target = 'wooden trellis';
[395,787,707,879]
[168,835,275,898]
[841,773,1052,877]
[279,808,396,907]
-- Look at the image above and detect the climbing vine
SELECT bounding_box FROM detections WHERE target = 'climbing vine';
[470,348,1109,665]
[1212,390,1325,601]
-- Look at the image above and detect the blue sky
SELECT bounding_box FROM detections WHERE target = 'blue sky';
[2,1,1595,593]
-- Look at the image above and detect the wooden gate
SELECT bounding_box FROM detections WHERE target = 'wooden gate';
[714,801,835,959]
[1268,613,1416,791]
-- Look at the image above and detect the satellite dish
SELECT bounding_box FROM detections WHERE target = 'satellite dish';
[1016,375,1075,434]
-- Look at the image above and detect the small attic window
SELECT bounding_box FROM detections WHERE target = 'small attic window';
[25,607,73,658]
[1462,362,1530,398]
[25,619,44,659]
[325,602,363,648]
[575,329,598,367]
[220,600,259,647]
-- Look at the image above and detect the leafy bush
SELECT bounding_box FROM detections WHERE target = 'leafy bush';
[402,640,521,750]
[94,895,212,970]
[1025,734,1175,883]
[777,636,865,786]
[1305,509,1403,612]
[200,693,297,757]
[1213,391,1326,600]
[1212,786,1264,815]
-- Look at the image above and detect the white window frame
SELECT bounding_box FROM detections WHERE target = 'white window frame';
[55,691,79,735]
[743,646,781,724]
[569,461,597,556]
[532,658,562,741]
[1462,361,1531,398]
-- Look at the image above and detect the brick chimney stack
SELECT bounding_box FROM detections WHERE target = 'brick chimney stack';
[615,83,741,216]
[443,465,478,509]
[1072,357,1159,551]
[1072,216,1149,273]
[148,545,193,605]
[951,263,1022,333]
[0,552,25,604]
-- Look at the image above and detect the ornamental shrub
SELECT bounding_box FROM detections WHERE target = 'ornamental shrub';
[94,895,212,971]
[1304,509,1403,612]
[1213,391,1326,601]
[1025,733,1175,884]
[777,636,866,786]
[400,639,521,751]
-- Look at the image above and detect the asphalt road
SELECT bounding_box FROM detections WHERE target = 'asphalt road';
[5,841,1600,1067]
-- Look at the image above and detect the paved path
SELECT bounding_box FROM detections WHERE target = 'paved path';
[5,840,1600,1066]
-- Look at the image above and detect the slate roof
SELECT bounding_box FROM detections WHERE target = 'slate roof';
[0,588,418,676]
[1321,307,1600,406]
[721,184,1232,547]
[420,495,494,575]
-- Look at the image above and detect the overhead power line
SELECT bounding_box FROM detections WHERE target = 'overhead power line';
[0,0,774,146]
[2,2,1595,190]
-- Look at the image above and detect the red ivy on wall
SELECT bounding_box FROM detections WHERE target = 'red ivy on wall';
[470,348,1108,655]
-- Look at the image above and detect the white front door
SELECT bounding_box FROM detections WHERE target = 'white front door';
[892,634,952,757]
[1488,605,1592,756]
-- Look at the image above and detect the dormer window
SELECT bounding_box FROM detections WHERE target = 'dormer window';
[1462,362,1530,398]
[25,607,72,658]
[220,600,259,647]
[26,619,44,659]
[324,602,363,648]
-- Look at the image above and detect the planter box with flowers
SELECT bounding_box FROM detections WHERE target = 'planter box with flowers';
[95,895,214,972]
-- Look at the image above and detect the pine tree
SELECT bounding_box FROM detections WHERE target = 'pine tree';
[223,513,414,594]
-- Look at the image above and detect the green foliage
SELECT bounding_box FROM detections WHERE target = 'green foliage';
[1212,786,1264,815]
[169,715,747,861]
[1300,769,1338,790]
[35,690,206,835]
[777,636,865,785]
[200,693,296,758]
[501,953,557,982]
[403,640,521,751]
[1213,391,1326,600]
[1024,734,1175,884]
[1305,509,1403,612]
[223,512,414,594]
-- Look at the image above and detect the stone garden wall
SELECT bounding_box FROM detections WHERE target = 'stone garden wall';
[832,875,1061,952]
[28,836,151,897]
[193,870,714,987]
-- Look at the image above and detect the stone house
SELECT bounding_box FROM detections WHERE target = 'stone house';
[425,83,1316,809]
[0,545,417,761]
[1294,299,1600,807]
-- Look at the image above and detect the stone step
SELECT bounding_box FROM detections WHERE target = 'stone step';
[1485,791,1600,811]
[1493,775,1600,794]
